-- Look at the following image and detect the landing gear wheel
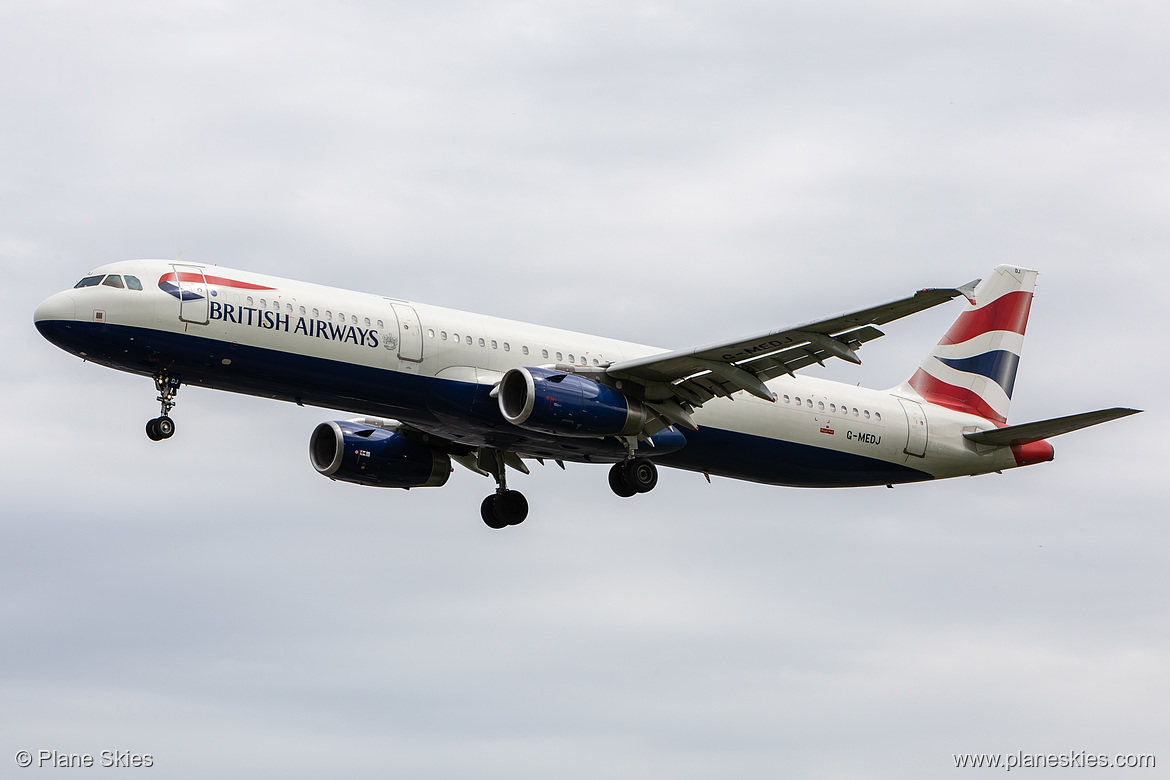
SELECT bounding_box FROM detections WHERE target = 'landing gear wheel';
[155,416,175,439]
[481,490,529,528]
[608,462,637,497]
[146,416,175,441]
[481,495,508,529]
[496,490,529,525]
[624,458,658,494]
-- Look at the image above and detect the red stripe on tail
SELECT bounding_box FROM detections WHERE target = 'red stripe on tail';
[939,290,1033,346]
[908,368,1007,424]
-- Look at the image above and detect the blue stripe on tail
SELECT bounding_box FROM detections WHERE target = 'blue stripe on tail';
[938,350,1021,398]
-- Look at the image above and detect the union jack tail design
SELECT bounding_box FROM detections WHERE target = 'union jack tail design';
[905,265,1038,425]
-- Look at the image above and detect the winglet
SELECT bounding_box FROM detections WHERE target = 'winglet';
[956,278,981,305]
[923,278,980,305]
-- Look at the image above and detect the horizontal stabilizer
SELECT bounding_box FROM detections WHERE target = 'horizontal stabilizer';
[964,407,1141,447]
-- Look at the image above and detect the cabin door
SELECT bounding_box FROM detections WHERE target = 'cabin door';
[898,397,928,457]
[172,264,209,325]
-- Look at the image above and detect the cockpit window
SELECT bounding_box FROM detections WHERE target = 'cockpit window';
[74,275,104,288]
[125,275,143,291]
[102,275,125,289]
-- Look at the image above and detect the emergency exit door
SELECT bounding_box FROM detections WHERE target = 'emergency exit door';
[387,302,423,363]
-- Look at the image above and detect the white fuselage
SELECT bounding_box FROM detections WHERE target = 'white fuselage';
[34,259,1024,487]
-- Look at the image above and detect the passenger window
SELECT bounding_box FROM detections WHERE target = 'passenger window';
[441,331,447,340]
[124,275,143,291]
[102,275,124,289]
[783,395,790,403]
[491,340,497,349]
[852,407,859,417]
[795,397,802,405]
[352,315,358,324]
[74,275,104,288]
[503,343,511,352]
[377,320,384,328]
[875,412,882,422]
[261,299,267,307]
[806,399,813,408]
[453,333,459,342]
[479,338,485,347]
[428,329,435,338]
[466,336,472,345]
[541,349,549,359]
[864,410,870,419]
[830,403,836,413]
[592,358,599,366]
[818,401,825,411]
[287,303,293,312]
[312,308,320,318]
[521,346,528,355]
[567,354,574,363]
[247,296,254,305]
[556,352,563,361]
[299,306,306,315]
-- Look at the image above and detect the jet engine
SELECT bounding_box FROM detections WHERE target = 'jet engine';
[309,420,451,488]
[498,366,645,437]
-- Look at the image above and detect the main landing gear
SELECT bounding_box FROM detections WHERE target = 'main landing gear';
[146,374,181,442]
[608,458,658,497]
[479,449,529,529]
[481,490,529,529]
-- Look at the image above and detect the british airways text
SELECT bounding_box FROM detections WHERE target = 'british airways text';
[209,301,380,348]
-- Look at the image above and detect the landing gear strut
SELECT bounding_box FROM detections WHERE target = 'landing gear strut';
[608,458,658,497]
[479,449,529,529]
[146,374,180,441]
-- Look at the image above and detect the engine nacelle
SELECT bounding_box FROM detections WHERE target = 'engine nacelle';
[498,366,645,437]
[309,420,451,488]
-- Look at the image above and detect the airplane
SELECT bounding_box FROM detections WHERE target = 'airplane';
[33,261,1139,528]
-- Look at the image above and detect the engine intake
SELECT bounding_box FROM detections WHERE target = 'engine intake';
[309,420,451,488]
[498,366,644,437]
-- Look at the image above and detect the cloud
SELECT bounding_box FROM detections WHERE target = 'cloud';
[2,2,1167,777]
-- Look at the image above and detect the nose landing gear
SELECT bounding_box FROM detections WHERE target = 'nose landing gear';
[146,374,181,441]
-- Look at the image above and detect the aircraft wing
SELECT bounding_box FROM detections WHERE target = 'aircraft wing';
[605,280,979,419]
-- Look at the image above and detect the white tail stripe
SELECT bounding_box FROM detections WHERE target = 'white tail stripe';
[930,331,1026,361]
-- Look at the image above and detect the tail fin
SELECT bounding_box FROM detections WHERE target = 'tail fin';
[904,265,1038,425]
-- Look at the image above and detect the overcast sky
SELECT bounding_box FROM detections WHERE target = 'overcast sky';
[2,2,1167,777]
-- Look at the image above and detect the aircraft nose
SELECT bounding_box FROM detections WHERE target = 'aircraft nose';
[33,291,77,324]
